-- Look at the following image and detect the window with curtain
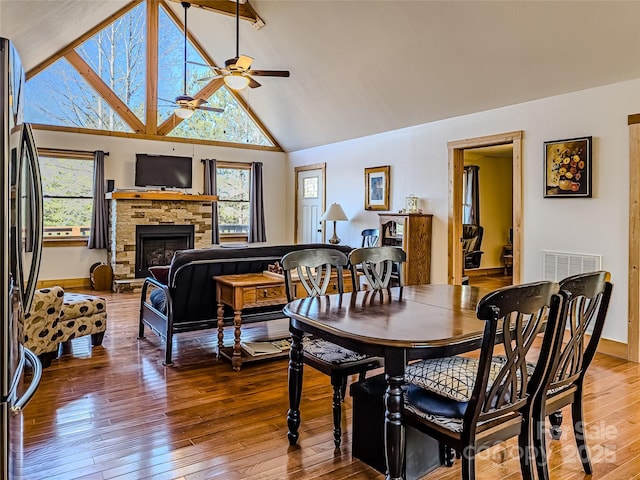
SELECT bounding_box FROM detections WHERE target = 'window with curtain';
[217,163,251,238]
[462,165,480,225]
[38,150,95,243]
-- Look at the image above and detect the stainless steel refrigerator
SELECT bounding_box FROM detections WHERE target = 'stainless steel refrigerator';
[0,37,44,480]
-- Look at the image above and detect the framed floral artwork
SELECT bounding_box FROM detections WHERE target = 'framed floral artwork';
[544,136,592,198]
[364,165,390,210]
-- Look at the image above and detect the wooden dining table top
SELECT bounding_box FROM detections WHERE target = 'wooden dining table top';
[283,284,493,351]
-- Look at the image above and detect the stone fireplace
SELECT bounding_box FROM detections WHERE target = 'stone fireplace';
[106,191,217,290]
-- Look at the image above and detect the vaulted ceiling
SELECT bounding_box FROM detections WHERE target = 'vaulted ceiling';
[1,1,640,152]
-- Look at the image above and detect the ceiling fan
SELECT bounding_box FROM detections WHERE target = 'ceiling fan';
[195,0,290,89]
[160,2,224,119]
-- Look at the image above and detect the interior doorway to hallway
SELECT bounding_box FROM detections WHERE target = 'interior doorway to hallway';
[448,131,523,286]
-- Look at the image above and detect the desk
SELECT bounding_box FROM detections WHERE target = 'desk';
[214,271,353,371]
[283,284,490,480]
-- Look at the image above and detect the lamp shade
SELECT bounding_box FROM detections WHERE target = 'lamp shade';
[321,203,348,222]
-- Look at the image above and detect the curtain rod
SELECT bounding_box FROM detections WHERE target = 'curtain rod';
[38,147,109,158]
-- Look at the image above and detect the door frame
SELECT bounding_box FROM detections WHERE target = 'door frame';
[294,163,326,244]
[628,114,640,361]
[448,131,523,285]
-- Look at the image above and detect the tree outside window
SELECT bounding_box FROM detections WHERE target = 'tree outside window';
[39,155,94,240]
[217,166,250,236]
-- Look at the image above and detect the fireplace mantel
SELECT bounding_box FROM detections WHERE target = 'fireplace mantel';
[106,191,217,202]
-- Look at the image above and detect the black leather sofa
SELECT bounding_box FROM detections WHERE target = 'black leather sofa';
[138,243,352,365]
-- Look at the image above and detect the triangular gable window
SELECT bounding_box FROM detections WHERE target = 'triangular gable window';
[76,2,146,123]
[24,0,279,150]
[24,57,133,132]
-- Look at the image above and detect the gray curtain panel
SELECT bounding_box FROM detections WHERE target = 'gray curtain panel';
[203,159,220,244]
[463,165,480,226]
[88,150,108,249]
[248,161,266,243]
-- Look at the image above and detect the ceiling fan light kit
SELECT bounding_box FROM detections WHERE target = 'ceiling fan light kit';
[224,72,250,90]
[174,107,194,119]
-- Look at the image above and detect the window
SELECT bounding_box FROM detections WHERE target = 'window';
[217,164,250,237]
[38,152,94,242]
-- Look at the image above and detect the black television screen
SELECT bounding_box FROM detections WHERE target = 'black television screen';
[135,154,193,189]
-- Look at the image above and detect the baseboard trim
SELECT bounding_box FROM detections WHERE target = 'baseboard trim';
[464,267,504,277]
[36,277,91,290]
[597,337,628,360]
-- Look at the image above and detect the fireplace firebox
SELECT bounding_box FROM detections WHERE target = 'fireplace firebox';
[135,225,195,278]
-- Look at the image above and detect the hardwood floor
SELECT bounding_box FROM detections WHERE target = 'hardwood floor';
[22,285,640,480]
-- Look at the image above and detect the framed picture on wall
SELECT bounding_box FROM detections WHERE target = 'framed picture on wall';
[544,136,592,198]
[364,165,390,210]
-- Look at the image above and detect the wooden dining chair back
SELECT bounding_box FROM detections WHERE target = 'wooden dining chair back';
[348,246,406,291]
[403,281,564,480]
[280,248,381,449]
[280,248,348,302]
[360,228,380,247]
[533,270,613,480]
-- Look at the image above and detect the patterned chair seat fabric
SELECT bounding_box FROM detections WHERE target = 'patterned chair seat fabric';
[302,337,370,365]
[60,293,107,341]
[23,287,65,356]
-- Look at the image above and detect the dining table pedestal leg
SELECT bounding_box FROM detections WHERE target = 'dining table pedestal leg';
[287,328,304,445]
[384,351,406,480]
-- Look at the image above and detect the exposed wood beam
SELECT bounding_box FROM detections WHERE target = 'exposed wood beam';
[157,77,225,135]
[166,0,262,26]
[31,123,283,152]
[26,0,143,80]
[146,0,160,134]
[64,50,146,133]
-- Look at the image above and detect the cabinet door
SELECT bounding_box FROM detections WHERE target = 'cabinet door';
[381,219,404,247]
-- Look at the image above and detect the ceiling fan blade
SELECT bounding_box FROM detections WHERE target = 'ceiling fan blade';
[248,76,261,89]
[198,105,224,113]
[187,98,208,107]
[197,75,223,83]
[247,70,290,77]
[236,55,254,71]
[158,97,177,104]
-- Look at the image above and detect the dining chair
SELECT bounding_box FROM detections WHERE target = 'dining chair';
[280,248,382,448]
[348,246,406,291]
[532,271,613,480]
[360,228,380,247]
[402,281,565,480]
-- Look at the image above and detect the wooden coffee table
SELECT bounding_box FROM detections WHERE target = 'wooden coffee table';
[214,271,352,371]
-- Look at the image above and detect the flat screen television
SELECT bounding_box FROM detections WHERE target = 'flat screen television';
[135,154,193,189]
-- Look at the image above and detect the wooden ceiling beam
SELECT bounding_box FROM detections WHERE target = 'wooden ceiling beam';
[146,0,160,135]
[166,0,263,26]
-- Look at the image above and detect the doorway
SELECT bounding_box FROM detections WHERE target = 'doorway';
[294,163,326,244]
[448,131,523,285]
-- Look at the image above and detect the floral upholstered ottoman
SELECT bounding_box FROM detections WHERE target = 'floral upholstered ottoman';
[59,293,107,347]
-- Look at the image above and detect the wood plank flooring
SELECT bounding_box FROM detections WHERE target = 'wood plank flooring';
[21,283,640,480]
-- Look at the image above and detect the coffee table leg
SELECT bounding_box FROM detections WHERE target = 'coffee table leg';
[232,310,242,371]
[384,351,406,480]
[287,328,304,445]
[216,302,224,359]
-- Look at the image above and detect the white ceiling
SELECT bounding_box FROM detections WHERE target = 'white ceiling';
[1,1,640,152]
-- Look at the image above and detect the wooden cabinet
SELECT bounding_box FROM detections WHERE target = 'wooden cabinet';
[378,213,432,285]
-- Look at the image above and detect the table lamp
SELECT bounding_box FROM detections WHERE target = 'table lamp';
[321,203,348,244]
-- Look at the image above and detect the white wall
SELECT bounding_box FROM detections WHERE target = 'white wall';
[33,130,288,281]
[288,79,640,344]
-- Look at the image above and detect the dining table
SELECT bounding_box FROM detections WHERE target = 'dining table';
[283,284,492,480]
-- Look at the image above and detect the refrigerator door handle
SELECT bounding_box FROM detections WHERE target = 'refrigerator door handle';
[11,348,42,414]
[20,124,43,313]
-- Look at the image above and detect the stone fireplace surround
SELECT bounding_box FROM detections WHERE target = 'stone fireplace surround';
[106,191,216,291]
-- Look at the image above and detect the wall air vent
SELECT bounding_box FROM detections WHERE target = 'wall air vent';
[542,250,602,282]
